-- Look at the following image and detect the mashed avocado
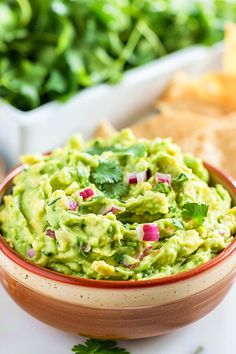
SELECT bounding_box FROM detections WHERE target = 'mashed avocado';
[0,129,235,280]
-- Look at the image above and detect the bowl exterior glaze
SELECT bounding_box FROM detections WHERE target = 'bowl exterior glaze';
[0,163,235,339]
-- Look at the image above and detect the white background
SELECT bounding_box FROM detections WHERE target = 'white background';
[0,282,235,354]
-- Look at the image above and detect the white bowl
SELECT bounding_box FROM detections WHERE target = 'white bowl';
[0,43,222,168]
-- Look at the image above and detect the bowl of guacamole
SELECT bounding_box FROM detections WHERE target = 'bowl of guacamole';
[0,129,235,281]
[0,129,236,339]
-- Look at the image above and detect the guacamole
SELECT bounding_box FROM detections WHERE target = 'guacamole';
[0,130,235,280]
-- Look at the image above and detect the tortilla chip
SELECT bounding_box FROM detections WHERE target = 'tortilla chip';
[130,110,236,178]
[93,120,117,138]
[178,128,223,169]
[156,72,236,116]
[130,110,215,141]
[223,22,236,77]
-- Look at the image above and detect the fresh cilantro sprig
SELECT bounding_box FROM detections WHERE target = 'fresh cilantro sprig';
[182,202,208,227]
[71,338,204,354]
[101,181,129,199]
[72,339,130,354]
[91,160,129,199]
[91,161,122,185]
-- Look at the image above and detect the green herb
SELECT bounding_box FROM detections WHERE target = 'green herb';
[101,181,129,199]
[115,253,126,264]
[90,159,128,199]
[1,1,236,111]
[72,339,129,354]
[91,161,122,185]
[173,173,188,183]
[48,197,61,206]
[192,346,204,354]
[154,183,171,194]
[86,144,117,156]
[182,202,209,226]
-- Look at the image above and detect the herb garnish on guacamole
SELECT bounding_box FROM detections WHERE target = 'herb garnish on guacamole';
[0,130,235,280]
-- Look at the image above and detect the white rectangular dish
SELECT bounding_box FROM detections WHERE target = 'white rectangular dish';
[0,43,222,168]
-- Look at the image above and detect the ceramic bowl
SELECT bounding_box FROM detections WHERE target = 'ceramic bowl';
[0,163,235,339]
[0,159,4,181]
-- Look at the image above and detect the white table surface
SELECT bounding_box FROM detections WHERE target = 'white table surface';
[0,281,235,354]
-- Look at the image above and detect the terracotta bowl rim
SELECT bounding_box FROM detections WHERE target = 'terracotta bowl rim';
[0,162,235,289]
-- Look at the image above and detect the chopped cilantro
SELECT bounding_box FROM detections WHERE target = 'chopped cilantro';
[48,197,61,206]
[154,183,171,194]
[173,173,188,183]
[72,339,129,354]
[91,161,122,185]
[115,253,126,264]
[182,202,208,226]
[90,160,129,199]
[101,181,129,199]
[86,143,116,156]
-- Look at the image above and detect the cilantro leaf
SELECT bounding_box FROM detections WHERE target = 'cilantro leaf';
[101,181,129,199]
[72,339,129,354]
[86,144,117,156]
[182,202,208,226]
[91,161,122,185]
[154,183,171,194]
[173,173,188,183]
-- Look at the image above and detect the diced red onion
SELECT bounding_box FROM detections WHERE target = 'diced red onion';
[27,248,35,258]
[45,229,56,239]
[101,205,125,215]
[155,172,172,184]
[68,199,78,211]
[79,188,94,199]
[127,174,137,184]
[136,223,160,242]
[126,170,148,184]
